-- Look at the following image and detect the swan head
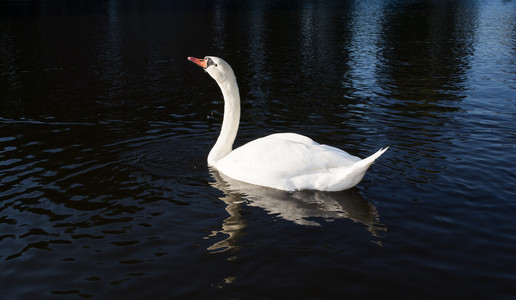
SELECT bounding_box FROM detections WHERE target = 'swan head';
[188,56,236,85]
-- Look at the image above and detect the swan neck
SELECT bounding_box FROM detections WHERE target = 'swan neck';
[208,76,240,165]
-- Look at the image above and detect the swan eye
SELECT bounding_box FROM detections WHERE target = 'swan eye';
[206,57,218,67]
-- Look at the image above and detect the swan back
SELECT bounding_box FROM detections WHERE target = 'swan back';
[214,133,385,191]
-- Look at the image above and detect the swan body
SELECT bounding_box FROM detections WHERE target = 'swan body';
[188,56,388,192]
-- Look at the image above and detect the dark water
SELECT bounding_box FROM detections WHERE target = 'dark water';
[1,0,516,298]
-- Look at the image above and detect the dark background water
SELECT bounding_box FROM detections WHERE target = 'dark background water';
[1,0,515,298]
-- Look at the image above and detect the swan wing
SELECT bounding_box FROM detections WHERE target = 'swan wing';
[214,133,361,190]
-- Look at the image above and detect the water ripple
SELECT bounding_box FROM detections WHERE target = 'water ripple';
[1,0,516,298]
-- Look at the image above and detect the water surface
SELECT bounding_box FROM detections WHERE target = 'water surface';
[1,0,515,298]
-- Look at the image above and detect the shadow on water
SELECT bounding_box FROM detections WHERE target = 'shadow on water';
[378,1,478,106]
[207,168,385,252]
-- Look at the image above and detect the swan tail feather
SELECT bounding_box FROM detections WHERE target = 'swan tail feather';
[328,147,389,191]
[355,146,389,169]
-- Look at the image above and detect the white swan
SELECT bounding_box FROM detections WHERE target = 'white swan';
[188,56,388,192]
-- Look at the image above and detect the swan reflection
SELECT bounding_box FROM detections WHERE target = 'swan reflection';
[207,168,386,252]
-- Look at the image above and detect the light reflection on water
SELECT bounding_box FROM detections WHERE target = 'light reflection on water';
[1,0,516,298]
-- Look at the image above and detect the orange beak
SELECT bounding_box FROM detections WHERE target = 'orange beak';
[188,57,207,68]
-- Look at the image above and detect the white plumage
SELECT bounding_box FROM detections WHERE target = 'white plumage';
[188,56,388,191]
